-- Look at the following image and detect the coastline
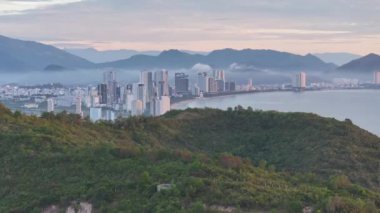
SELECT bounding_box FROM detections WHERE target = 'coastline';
[171,87,378,108]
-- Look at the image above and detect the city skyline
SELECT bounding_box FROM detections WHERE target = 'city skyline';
[0,0,379,55]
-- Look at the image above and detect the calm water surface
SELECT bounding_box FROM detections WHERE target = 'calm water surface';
[173,90,380,136]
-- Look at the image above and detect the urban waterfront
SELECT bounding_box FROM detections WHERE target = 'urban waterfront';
[173,89,380,136]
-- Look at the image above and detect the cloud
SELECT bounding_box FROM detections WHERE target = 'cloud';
[0,0,379,54]
[191,64,213,73]
[0,0,83,15]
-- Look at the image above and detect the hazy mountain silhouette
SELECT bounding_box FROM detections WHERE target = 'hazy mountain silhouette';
[338,53,380,72]
[66,48,208,63]
[0,35,94,72]
[65,48,161,63]
[101,49,204,69]
[101,48,336,72]
[0,35,338,72]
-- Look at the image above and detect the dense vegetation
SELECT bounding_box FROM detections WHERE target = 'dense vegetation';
[0,104,380,212]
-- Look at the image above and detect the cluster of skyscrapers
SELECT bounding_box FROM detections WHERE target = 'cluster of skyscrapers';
[295,71,380,89]
[89,70,171,122]
[195,70,237,96]
[12,68,380,123]
[44,70,307,122]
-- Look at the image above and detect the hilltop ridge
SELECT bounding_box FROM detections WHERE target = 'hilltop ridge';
[0,104,380,212]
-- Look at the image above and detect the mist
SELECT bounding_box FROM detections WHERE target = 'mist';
[0,68,375,87]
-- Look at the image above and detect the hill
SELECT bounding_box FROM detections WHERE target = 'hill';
[0,35,337,72]
[101,49,336,72]
[164,108,380,190]
[65,48,161,63]
[338,53,380,72]
[101,49,204,70]
[0,35,94,72]
[0,104,379,212]
[65,48,209,63]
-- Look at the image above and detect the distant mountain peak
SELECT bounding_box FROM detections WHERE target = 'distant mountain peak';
[0,35,94,72]
[0,35,338,72]
[159,49,186,55]
[338,53,380,72]
[305,53,314,57]
[159,49,191,58]
[365,53,380,58]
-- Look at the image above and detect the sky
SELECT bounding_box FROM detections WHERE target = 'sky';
[0,0,379,54]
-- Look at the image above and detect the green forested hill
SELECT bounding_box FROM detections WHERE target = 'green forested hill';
[0,104,380,212]
[162,108,380,190]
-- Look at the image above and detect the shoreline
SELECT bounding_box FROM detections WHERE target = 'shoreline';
[171,87,380,108]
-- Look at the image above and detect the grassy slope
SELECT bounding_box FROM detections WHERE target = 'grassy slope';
[161,108,380,190]
[0,105,380,212]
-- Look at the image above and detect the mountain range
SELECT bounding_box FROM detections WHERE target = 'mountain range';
[0,35,379,73]
[65,48,161,63]
[66,49,361,66]
[0,35,94,71]
[100,49,337,72]
[65,48,209,63]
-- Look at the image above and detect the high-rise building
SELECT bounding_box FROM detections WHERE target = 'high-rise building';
[137,84,145,104]
[295,72,307,88]
[160,96,171,115]
[225,82,230,91]
[374,71,380,84]
[140,71,154,113]
[123,84,134,112]
[174,73,190,94]
[103,70,116,83]
[103,70,118,105]
[247,79,254,91]
[225,81,236,92]
[91,96,100,107]
[75,96,83,118]
[212,70,226,93]
[154,70,169,96]
[97,84,107,104]
[169,86,173,97]
[116,86,122,103]
[216,80,225,92]
[208,77,217,93]
[198,72,209,93]
[152,96,170,116]
[47,98,54,112]
[90,107,102,122]
[213,70,225,81]
[141,71,153,97]
[126,84,133,91]
[230,82,236,91]
[124,90,134,113]
[109,80,118,105]
[194,85,201,96]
